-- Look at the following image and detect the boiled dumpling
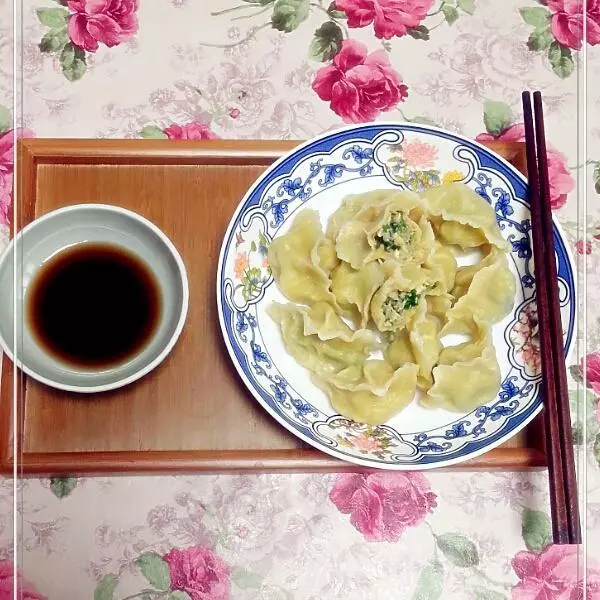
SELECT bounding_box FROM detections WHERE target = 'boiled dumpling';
[438,318,491,366]
[452,245,499,300]
[334,191,432,269]
[326,189,394,243]
[424,241,457,294]
[267,302,378,381]
[442,252,516,335]
[330,260,394,328]
[421,182,509,251]
[385,329,415,368]
[423,344,501,412]
[408,301,441,390]
[426,294,453,320]
[384,301,440,391]
[268,209,340,309]
[370,263,434,333]
[314,361,419,425]
[315,237,340,275]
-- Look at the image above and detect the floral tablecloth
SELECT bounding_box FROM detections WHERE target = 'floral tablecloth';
[1,0,599,598]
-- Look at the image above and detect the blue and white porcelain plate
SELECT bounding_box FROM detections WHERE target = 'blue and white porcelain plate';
[216,123,575,470]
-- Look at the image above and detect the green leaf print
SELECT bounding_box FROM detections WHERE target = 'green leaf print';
[569,364,583,383]
[242,0,275,4]
[569,388,598,444]
[412,560,444,600]
[407,25,430,40]
[408,115,437,126]
[50,476,77,498]
[0,105,10,133]
[94,574,119,600]
[521,508,552,552]
[435,533,479,567]
[242,267,263,300]
[327,2,347,18]
[36,6,69,28]
[442,4,459,24]
[136,552,171,591]
[527,28,553,51]
[39,28,68,53]
[594,432,600,466]
[168,593,191,600]
[519,6,551,28]
[271,0,310,32]
[593,162,600,194]
[547,41,574,78]
[60,43,87,81]
[139,126,169,139]
[232,567,264,589]
[309,22,343,62]
[474,588,507,600]
[457,0,475,14]
[483,100,513,137]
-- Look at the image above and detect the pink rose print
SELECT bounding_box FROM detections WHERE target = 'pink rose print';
[67,0,139,53]
[334,0,435,39]
[163,546,230,600]
[0,128,34,227]
[511,544,600,599]
[163,121,219,140]
[582,352,600,396]
[476,124,574,210]
[329,472,437,542]
[575,239,592,254]
[312,39,408,123]
[0,560,46,600]
[400,139,438,169]
[546,0,600,50]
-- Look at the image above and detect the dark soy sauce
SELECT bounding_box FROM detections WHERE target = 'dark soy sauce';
[27,243,162,369]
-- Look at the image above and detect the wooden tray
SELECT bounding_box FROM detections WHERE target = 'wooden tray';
[0,138,546,475]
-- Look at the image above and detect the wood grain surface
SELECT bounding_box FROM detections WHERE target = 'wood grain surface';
[0,139,546,475]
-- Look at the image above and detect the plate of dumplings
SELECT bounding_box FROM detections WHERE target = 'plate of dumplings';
[217,123,575,469]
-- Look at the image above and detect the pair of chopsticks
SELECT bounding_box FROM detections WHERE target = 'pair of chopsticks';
[522,91,581,545]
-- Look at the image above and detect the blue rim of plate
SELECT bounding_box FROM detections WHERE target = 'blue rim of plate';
[216,122,576,470]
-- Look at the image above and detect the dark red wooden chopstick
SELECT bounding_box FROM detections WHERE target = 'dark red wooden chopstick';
[522,91,581,544]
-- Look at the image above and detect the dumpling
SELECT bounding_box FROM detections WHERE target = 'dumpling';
[384,301,440,391]
[408,301,441,390]
[426,294,453,320]
[268,209,340,309]
[370,263,435,333]
[442,252,516,335]
[438,316,490,365]
[385,329,415,368]
[314,361,419,425]
[300,302,364,341]
[421,182,509,251]
[326,189,394,243]
[452,245,499,300]
[315,237,340,276]
[267,302,378,381]
[330,260,393,328]
[424,241,457,294]
[334,191,432,269]
[436,221,488,248]
[423,344,501,412]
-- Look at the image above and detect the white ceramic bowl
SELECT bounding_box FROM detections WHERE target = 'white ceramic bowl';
[0,204,189,393]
